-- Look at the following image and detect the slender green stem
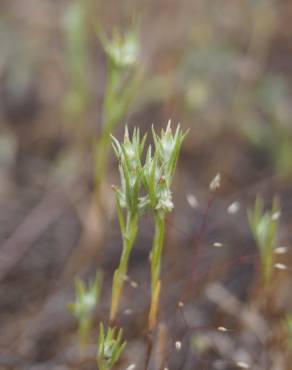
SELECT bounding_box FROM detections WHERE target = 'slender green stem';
[110,211,138,322]
[151,212,165,292]
[94,63,134,190]
[79,317,91,352]
[94,59,141,191]
[97,360,106,370]
[149,211,165,330]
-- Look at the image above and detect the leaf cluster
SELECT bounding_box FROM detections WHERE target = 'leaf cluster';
[112,121,188,217]
[97,324,127,370]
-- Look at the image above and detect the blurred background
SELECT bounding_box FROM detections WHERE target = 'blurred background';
[1,0,292,369]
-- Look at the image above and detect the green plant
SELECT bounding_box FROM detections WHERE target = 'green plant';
[97,323,127,370]
[109,123,187,326]
[63,10,143,194]
[248,195,280,285]
[110,127,147,322]
[94,22,143,190]
[68,271,103,349]
[143,122,187,329]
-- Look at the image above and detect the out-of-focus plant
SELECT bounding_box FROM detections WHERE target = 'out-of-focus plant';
[62,6,173,200]
[94,21,143,190]
[110,127,147,322]
[176,0,292,179]
[62,0,91,123]
[97,323,127,370]
[68,271,103,350]
[143,122,187,330]
[239,76,292,178]
[63,8,144,192]
[248,196,280,285]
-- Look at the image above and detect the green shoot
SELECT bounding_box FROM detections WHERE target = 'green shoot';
[68,271,103,350]
[97,323,127,370]
[109,123,187,328]
[248,195,280,285]
[144,122,187,329]
[110,127,147,322]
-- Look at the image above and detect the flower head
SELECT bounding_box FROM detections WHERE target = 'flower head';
[143,121,187,214]
[111,127,146,213]
[99,25,139,68]
[69,272,102,321]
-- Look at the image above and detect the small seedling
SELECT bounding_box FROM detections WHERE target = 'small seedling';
[248,195,280,285]
[68,271,103,350]
[110,127,147,321]
[97,323,127,370]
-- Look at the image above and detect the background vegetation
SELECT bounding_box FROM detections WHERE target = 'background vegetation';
[0,0,292,369]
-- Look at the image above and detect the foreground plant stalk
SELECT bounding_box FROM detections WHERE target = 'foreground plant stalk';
[109,123,187,328]
[109,127,146,322]
[145,122,187,330]
[110,211,138,322]
[148,212,165,330]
